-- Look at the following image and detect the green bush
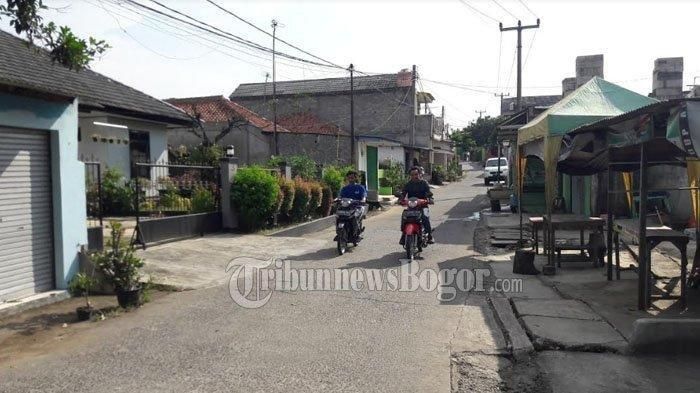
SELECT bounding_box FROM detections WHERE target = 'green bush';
[102,168,135,215]
[322,166,345,197]
[319,185,333,217]
[290,178,311,221]
[383,162,407,194]
[93,221,144,292]
[160,189,192,211]
[192,186,216,213]
[446,159,462,181]
[189,144,224,166]
[231,166,280,230]
[269,155,319,180]
[432,165,446,185]
[277,177,295,218]
[308,181,323,217]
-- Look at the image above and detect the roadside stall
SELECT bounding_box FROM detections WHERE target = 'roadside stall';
[558,98,700,309]
[515,77,657,252]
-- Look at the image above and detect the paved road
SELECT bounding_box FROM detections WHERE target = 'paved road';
[0,168,506,392]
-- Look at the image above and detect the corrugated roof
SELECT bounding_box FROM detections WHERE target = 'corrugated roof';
[276,112,348,136]
[0,30,191,125]
[165,95,287,132]
[230,71,413,98]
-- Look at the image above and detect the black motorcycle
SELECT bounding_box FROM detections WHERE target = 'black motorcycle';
[335,198,365,255]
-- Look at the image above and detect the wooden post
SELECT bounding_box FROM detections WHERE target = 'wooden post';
[638,142,648,310]
[606,158,614,281]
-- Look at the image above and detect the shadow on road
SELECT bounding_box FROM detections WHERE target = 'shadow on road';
[285,246,344,262]
[338,251,406,270]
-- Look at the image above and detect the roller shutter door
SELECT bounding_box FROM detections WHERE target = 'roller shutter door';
[0,128,54,301]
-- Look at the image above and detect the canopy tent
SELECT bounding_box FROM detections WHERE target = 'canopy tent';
[516,77,658,208]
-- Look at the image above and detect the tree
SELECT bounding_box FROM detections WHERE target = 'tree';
[1,0,109,70]
[189,104,249,147]
[449,127,476,157]
[462,116,501,148]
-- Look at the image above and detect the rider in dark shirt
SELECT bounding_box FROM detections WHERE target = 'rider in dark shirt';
[400,167,434,244]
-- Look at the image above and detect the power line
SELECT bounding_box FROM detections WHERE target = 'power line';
[496,30,503,90]
[124,0,339,69]
[517,0,539,18]
[491,0,519,21]
[457,0,500,24]
[203,0,342,69]
[523,30,537,70]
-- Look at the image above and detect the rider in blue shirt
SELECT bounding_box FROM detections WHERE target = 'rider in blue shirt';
[339,170,367,202]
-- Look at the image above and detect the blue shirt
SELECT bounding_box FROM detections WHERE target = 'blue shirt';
[339,183,367,201]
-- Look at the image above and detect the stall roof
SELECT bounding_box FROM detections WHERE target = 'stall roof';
[518,77,657,146]
[558,98,700,174]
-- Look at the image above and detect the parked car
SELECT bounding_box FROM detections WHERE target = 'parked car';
[483,157,508,185]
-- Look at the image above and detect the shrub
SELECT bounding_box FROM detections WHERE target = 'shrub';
[446,159,462,181]
[191,186,216,213]
[432,165,446,185]
[308,181,323,217]
[189,144,224,166]
[290,177,312,221]
[383,162,407,194]
[319,185,333,217]
[231,166,280,230]
[93,222,144,292]
[160,189,192,212]
[288,155,318,180]
[102,168,135,215]
[322,166,345,197]
[277,177,295,218]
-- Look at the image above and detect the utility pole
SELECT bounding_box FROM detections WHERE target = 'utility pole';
[410,64,417,149]
[349,63,355,167]
[475,109,487,119]
[500,19,540,110]
[271,19,279,155]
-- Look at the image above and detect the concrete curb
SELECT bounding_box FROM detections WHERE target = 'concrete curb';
[489,296,535,361]
[268,215,337,238]
[629,318,700,354]
[0,290,71,319]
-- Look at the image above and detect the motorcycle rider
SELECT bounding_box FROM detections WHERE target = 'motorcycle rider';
[336,170,367,238]
[400,166,434,244]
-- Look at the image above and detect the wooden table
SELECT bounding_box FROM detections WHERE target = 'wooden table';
[529,216,544,254]
[543,214,605,273]
[612,219,689,308]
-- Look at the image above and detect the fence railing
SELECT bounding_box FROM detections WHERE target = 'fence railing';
[84,162,103,228]
[133,162,221,221]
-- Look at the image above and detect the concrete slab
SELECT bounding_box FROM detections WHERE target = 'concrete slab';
[521,315,627,352]
[0,290,70,319]
[629,318,700,354]
[490,297,534,360]
[513,299,603,321]
[537,351,656,393]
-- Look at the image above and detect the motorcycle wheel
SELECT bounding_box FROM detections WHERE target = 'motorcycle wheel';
[337,238,347,255]
[405,234,416,260]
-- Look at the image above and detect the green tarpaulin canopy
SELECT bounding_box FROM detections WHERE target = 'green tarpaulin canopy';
[516,77,658,208]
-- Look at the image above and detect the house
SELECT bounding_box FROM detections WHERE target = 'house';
[166,96,352,165]
[230,69,451,190]
[166,95,277,165]
[0,31,84,301]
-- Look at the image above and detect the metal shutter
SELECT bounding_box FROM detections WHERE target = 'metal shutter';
[0,128,54,301]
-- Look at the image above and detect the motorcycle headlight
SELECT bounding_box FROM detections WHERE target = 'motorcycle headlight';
[341,200,351,208]
[408,200,418,208]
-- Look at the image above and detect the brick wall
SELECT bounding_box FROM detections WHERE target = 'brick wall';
[652,57,684,100]
[277,133,352,165]
[575,54,604,87]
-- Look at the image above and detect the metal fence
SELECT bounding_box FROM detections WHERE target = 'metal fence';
[84,162,103,228]
[133,162,221,219]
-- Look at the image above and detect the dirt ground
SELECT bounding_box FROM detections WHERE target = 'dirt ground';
[0,291,170,366]
[451,352,550,393]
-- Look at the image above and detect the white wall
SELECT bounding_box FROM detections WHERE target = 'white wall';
[378,146,404,166]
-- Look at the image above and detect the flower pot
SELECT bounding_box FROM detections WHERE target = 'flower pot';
[76,306,94,321]
[116,288,142,308]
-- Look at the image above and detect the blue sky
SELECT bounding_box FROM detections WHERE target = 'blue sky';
[6,0,700,128]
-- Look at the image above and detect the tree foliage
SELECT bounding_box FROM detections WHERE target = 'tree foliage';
[452,116,501,149]
[0,0,109,70]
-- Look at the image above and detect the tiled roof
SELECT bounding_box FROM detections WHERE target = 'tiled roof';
[230,70,413,98]
[166,95,288,132]
[0,30,191,124]
[276,112,348,136]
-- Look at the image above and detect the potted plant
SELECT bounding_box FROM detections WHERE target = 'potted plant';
[68,272,97,321]
[94,221,145,308]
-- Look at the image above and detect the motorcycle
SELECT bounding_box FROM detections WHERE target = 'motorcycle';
[334,198,365,255]
[400,197,432,260]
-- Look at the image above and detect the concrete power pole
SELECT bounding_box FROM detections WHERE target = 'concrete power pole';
[349,63,355,167]
[500,19,540,110]
[271,19,279,156]
[475,109,487,119]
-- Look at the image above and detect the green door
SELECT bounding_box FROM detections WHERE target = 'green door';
[366,146,378,191]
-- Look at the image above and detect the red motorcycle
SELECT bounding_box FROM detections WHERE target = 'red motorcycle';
[400,197,431,260]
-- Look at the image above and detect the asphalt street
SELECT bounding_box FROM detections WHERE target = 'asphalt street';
[0,167,506,392]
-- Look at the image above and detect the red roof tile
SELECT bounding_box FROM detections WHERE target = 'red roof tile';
[165,95,287,132]
[276,112,348,136]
